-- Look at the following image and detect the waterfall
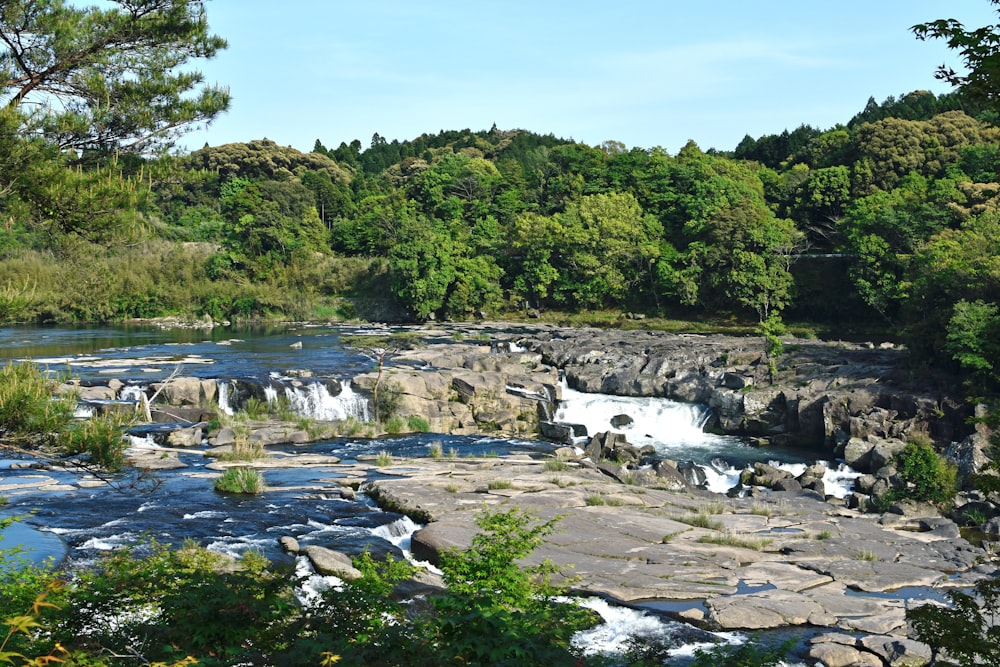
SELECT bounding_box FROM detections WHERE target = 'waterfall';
[279,382,371,422]
[119,385,146,402]
[555,381,721,454]
[216,380,235,416]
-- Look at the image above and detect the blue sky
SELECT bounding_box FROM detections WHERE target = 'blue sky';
[180,1,999,155]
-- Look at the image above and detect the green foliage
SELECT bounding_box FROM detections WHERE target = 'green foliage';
[913,5,1000,110]
[213,467,264,494]
[0,0,229,155]
[0,362,75,441]
[0,506,603,666]
[384,415,404,435]
[690,635,796,667]
[406,415,430,432]
[893,438,959,505]
[908,576,1000,666]
[401,508,590,667]
[61,412,134,472]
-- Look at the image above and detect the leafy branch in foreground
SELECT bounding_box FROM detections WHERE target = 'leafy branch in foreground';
[908,576,1000,666]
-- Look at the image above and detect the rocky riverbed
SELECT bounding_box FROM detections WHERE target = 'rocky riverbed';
[33,323,1000,665]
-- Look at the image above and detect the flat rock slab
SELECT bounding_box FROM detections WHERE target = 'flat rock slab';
[366,454,990,634]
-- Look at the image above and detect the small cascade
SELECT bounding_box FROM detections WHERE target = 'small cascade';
[215,380,235,416]
[119,385,147,402]
[278,381,372,422]
[371,515,420,546]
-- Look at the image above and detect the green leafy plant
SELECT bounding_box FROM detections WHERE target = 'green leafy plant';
[0,361,75,444]
[908,576,1000,667]
[242,396,270,420]
[384,415,404,435]
[894,438,959,505]
[406,415,430,432]
[404,508,592,666]
[61,411,134,472]
[213,467,264,494]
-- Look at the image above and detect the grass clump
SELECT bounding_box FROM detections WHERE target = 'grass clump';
[585,495,606,506]
[61,412,134,472]
[384,416,404,435]
[544,459,570,472]
[674,513,724,530]
[855,549,879,561]
[696,531,773,551]
[0,361,76,442]
[487,479,513,490]
[214,467,265,495]
[406,415,430,432]
[375,450,393,466]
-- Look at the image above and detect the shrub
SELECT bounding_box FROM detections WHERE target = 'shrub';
[216,436,266,462]
[214,467,264,494]
[0,361,75,442]
[384,415,404,435]
[0,507,595,666]
[406,415,430,432]
[61,412,134,472]
[242,396,270,420]
[894,439,958,505]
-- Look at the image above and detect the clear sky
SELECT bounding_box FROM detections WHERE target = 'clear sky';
[179,1,999,155]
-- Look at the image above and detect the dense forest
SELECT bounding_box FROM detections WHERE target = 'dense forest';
[1,0,998,404]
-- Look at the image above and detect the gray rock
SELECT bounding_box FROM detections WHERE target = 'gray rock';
[166,426,203,447]
[859,635,932,667]
[279,536,300,554]
[302,545,362,579]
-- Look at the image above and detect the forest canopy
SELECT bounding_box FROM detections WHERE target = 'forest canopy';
[0,2,998,399]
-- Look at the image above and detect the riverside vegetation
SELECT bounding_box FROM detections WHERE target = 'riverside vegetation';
[4,0,1000,664]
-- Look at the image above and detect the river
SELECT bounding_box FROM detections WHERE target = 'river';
[1,323,836,663]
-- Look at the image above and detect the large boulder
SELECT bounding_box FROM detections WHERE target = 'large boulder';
[155,377,217,408]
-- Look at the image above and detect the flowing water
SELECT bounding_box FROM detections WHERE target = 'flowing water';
[0,324,840,662]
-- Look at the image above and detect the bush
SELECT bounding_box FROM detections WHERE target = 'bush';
[384,415,404,435]
[894,438,958,505]
[61,412,134,472]
[214,467,264,494]
[0,361,75,441]
[406,415,430,432]
[0,507,597,666]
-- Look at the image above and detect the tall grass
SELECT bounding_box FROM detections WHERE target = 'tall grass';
[0,361,75,439]
[214,468,265,495]
[0,243,389,324]
[61,412,134,472]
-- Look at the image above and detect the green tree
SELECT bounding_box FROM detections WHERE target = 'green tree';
[1,0,229,156]
[388,217,456,319]
[213,176,330,281]
[341,332,422,422]
[913,3,1000,109]
[905,211,1000,385]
